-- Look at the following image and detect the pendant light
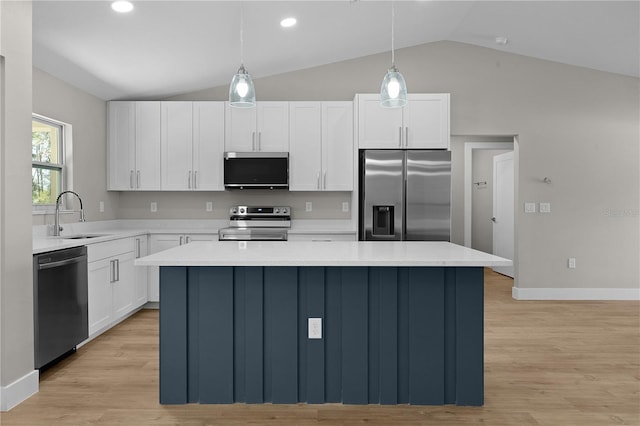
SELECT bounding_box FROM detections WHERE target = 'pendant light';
[380,1,407,108]
[229,3,256,108]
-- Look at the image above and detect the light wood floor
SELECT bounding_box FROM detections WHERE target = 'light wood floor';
[2,269,638,425]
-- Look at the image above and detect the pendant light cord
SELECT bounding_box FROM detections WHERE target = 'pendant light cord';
[240,3,245,67]
[391,0,395,67]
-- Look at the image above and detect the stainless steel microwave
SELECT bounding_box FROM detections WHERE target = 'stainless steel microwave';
[223,152,289,190]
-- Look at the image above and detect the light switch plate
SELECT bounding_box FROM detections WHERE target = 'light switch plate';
[150,202,157,212]
[342,202,349,213]
[524,202,536,213]
[540,202,551,213]
[206,202,213,212]
[306,202,313,212]
[99,201,104,213]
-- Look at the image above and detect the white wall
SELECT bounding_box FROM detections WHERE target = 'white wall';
[171,41,640,291]
[1,0,37,408]
[32,68,118,226]
[34,41,639,292]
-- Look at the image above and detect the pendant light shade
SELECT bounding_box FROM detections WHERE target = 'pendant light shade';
[229,64,255,107]
[380,65,407,108]
[380,1,407,108]
[229,4,256,108]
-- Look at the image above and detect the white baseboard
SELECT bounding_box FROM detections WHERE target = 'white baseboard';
[512,286,640,300]
[0,370,39,411]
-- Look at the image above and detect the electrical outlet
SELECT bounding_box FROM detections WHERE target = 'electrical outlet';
[150,202,157,212]
[206,202,213,212]
[342,202,349,213]
[524,202,536,213]
[568,258,576,269]
[99,201,104,213]
[540,202,551,213]
[308,318,322,339]
[306,201,313,212]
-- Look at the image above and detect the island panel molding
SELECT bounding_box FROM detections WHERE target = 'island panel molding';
[159,265,484,406]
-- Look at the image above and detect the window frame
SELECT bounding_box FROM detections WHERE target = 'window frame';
[32,113,70,212]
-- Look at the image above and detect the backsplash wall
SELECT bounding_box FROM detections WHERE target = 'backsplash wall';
[117,191,352,220]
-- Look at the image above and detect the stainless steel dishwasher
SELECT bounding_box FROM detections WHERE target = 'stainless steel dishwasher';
[33,245,89,369]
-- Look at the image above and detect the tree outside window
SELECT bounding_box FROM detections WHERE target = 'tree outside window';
[32,117,64,205]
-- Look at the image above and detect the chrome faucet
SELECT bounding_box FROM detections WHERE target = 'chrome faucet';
[54,190,85,236]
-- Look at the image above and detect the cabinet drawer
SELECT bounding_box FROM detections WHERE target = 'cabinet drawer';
[88,238,135,263]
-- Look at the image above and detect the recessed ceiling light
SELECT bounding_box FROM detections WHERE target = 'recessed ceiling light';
[280,17,297,28]
[111,1,134,13]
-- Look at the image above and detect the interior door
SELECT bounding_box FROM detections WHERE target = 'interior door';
[492,151,514,277]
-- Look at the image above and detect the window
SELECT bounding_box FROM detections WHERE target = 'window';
[32,115,65,205]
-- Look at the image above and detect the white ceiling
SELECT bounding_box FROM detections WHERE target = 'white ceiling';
[32,1,640,101]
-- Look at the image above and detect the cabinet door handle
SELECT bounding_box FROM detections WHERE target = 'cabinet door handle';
[252,132,256,151]
[136,171,140,188]
[405,127,409,148]
[258,132,262,151]
[398,127,402,147]
[323,171,327,190]
[194,171,198,189]
[115,259,120,282]
[316,172,320,189]
[188,171,192,189]
[179,236,184,245]
[136,238,141,259]
[186,236,191,244]
[129,170,134,189]
[110,260,115,283]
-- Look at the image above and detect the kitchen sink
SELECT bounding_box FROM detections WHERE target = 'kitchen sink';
[59,234,110,240]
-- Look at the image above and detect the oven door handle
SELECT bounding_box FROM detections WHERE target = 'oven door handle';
[38,256,85,270]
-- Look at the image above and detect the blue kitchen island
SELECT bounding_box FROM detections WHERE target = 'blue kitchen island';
[136,241,510,406]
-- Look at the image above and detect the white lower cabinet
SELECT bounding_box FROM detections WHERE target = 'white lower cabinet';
[147,233,217,302]
[87,237,142,337]
[134,235,148,307]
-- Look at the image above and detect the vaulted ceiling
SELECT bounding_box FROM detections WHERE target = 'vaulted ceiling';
[32,1,639,100]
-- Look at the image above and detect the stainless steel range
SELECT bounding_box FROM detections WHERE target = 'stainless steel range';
[218,206,291,241]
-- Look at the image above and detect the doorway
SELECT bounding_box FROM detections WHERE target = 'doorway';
[463,139,515,275]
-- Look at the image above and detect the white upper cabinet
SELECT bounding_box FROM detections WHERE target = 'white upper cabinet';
[161,102,224,190]
[192,102,225,190]
[134,102,162,189]
[357,94,450,150]
[290,103,322,191]
[161,102,193,190]
[225,102,289,152]
[289,101,353,191]
[108,101,161,190]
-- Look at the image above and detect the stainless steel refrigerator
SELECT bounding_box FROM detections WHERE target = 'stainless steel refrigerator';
[359,150,451,241]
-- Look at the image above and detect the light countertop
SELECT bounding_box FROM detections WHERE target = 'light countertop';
[135,240,511,268]
[32,219,356,254]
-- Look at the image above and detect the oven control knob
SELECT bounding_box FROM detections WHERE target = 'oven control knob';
[239,207,245,214]
[275,208,280,214]
[231,207,237,214]
[282,208,288,214]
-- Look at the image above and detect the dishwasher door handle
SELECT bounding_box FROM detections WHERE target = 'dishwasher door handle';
[38,256,85,270]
